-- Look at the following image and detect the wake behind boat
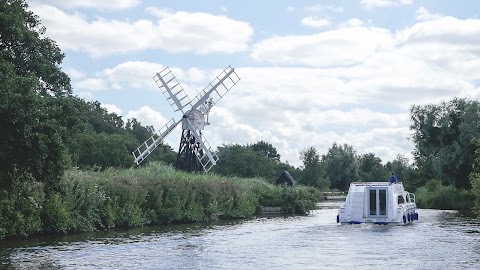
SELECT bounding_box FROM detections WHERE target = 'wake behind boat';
[337,182,417,225]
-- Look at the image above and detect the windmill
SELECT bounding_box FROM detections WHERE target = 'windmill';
[132,66,240,172]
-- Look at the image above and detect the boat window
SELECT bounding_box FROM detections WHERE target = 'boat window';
[398,195,405,204]
[369,189,376,215]
[379,189,387,215]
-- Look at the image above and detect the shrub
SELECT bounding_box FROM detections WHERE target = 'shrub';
[416,180,474,210]
[0,162,321,239]
[0,178,44,238]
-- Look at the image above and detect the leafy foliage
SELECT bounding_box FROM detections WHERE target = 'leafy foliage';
[0,163,320,239]
[249,140,281,163]
[385,155,415,191]
[410,98,480,189]
[0,0,73,193]
[357,153,387,181]
[299,146,329,190]
[415,180,473,210]
[214,143,278,180]
[323,143,359,191]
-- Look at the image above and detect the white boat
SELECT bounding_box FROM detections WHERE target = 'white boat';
[337,182,417,225]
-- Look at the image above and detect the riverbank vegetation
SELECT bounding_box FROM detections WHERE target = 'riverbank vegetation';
[0,162,321,239]
[2,0,480,240]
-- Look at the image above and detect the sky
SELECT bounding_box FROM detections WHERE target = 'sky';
[27,0,480,167]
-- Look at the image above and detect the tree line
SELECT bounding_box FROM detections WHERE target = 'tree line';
[2,0,480,218]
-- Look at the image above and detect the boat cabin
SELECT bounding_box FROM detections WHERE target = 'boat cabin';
[337,182,417,225]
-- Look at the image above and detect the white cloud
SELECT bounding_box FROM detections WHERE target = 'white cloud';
[102,61,165,90]
[64,67,86,80]
[29,4,253,57]
[396,16,480,46]
[301,17,331,28]
[343,18,365,27]
[76,91,93,100]
[126,106,169,129]
[361,0,413,8]
[251,24,394,67]
[416,7,442,21]
[76,78,108,91]
[101,104,123,115]
[29,0,140,10]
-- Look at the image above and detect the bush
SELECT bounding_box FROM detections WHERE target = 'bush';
[469,172,480,215]
[415,180,474,210]
[0,162,321,239]
[0,178,44,238]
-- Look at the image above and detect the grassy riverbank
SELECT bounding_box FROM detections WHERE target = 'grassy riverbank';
[0,163,322,240]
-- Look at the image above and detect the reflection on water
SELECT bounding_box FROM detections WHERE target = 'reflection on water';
[1,202,479,270]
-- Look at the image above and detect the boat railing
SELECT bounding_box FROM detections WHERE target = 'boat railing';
[409,193,416,204]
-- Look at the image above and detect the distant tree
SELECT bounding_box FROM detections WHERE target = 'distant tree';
[126,118,152,143]
[299,146,329,190]
[385,154,415,191]
[410,98,480,189]
[469,139,480,213]
[248,141,281,164]
[357,153,387,181]
[72,132,136,169]
[214,144,276,179]
[323,143,359,191]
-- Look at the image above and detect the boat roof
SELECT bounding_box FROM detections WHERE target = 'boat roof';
[350,181,403,186]
[348,182,408,193]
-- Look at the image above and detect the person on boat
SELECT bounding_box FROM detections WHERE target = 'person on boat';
[388,172,397,184]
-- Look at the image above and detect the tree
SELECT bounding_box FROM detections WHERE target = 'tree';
[248,141,281,164]
[0,0,72,192]
[357,153,387,181]
[323,143,359,191]
[72,132,137,169]
[126,118,153,143]
[385,154,415,191]
[410,98,480,189]
[299,146,329,190]
[469,139,480,213]
[214,144,277,179]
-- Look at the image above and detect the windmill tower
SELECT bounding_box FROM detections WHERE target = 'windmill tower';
[132,66,240,172]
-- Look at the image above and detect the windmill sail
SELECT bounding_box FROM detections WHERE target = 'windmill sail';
[190,66,240,111]
[132,118,180,165]
[154,67,192,113]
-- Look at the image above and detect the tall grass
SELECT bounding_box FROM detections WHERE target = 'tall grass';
[1,162,321,239]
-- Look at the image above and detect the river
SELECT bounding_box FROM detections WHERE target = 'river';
[1,202,479,270]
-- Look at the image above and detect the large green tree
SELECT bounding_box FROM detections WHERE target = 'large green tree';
[357,153,387,182]
[323,143,359,191]
[0,0,73,192]
[214,144,277,180]
[299,146,329,190]
[410,98,480,189]
[248,141,281,164]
